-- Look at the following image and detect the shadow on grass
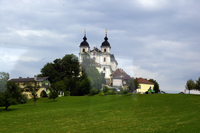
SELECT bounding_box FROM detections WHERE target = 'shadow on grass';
[0,108,19,112]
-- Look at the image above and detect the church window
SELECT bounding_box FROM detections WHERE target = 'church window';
[103,67,105,71]
[82,49,85,52]
[104,57,106,62]
[104,49,106,52]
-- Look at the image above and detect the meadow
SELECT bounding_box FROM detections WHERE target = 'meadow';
[0,94,200,133]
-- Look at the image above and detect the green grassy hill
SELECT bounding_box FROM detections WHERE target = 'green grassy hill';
[0,94,200,133]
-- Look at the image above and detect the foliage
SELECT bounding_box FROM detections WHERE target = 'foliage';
[40,54,80,83]
[0,72,9,93]
[0,82,23,110]
[195,77,200,91]
[127,77,139,92]
[64,91,70,96]
[95,92,105,96]
[185,79,195,94]
[102,86,109,93]
[81,55,104,90]
[24,81,40,106]
[18,94,28,104]
[49,81,65,102]
[89,87,99,96]
[148,79,160,93]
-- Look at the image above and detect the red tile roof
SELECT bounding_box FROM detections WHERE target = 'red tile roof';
[136,77,154,84]
[111,68,130,80]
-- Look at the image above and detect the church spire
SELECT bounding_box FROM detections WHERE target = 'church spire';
[83,29,87,41]
[104,29,108,41]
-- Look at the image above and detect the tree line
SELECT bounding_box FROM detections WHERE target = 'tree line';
[185,77,200,94]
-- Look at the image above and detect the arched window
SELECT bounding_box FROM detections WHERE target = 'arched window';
[104,57,106,62]
[103,67,105,71]
[82,49,85,52]
[104,49,106,52]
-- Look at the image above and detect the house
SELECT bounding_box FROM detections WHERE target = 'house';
[110,68,131,90]
[9,75,52,99]
[136,77,154,94]
[79,29,118,84]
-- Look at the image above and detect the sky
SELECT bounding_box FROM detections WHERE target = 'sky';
[0,0,200,93]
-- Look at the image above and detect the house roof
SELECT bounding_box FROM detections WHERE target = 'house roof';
[9,77,48,82]
[111,68,130,80]
[136,77,154,85]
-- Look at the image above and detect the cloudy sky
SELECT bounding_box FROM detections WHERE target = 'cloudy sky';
[1,0,200,93]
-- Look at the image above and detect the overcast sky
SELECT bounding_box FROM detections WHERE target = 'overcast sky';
[1,0,200,93]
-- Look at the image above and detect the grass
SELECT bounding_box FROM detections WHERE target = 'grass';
[0,94,200,133]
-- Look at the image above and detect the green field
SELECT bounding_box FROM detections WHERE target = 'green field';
[0,94,200,133]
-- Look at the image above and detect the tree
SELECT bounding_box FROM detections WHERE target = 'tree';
[49,81,65,102]
[0,72,9,93]
[40,54,80,83]
[24,81,40,106]
[195,77,200,91]
[81,57,103,90]
[127,77,139,93]
[148,79,160,93]
[0,82,23,110]
[185,79,195,94]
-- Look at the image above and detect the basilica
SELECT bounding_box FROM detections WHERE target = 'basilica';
[79,30,118,84]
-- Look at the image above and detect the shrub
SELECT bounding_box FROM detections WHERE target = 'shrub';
[103,86,109,93]
[64,91,70,96]
[123,90,129,94]
[89,87,99,96]
[95,92,104,96]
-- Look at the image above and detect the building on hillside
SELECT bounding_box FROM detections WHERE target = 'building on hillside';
[110,68,131,90]
[9,76,64,99]
[136,77,154,94]
[79,29,118,84]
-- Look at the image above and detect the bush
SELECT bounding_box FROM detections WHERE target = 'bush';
[103,86,109,93]
[124,93,132,96]
[64,91,70,96]
[95,92,104,96]
[105,90,116,95]
[89,87,99,96]
[123,90,129,94]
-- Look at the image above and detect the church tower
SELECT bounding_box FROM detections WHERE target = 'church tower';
[79,29,90,63]
[101,29,112,84]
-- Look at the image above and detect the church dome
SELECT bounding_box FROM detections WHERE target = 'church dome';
[80,36,90,48]
[101,30,111,48]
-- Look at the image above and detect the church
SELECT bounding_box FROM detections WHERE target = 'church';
[79,30,118,84]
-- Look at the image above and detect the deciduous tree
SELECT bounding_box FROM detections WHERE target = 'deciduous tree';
[148,79,160,93]
[195,77,200,91]
[0,72,9,92]
[185,79,195,94]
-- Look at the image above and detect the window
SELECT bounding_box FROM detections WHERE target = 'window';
[82,49,85,52]
[139,85,141,89]
[103,67,105,71]
[104,57,106,62]
[104,49,106,52]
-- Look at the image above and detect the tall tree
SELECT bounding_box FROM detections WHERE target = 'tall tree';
[81,58,103,90]
[0,72,9,92]
[195,77,200,91]
[148,79,160,93]
[185,79,195,94]
[24,81,40,106]
[0,82,22,110]
[40,54,80,83]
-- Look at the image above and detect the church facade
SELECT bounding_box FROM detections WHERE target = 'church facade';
[79,30,118,84]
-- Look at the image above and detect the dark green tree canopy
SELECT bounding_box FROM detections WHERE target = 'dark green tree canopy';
[185,79,195,94]
[148,79,160,93]
[195,77,200,91]
[40,54,80,83]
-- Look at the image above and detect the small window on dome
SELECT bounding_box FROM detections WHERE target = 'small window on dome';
[83,49,85,52]
[104,49,106,52]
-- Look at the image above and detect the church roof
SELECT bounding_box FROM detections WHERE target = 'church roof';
[90,47,101,53]
[110,54,117,64]
[80,35,90,48]
[136,78,154,85]
[101,34,111,48]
